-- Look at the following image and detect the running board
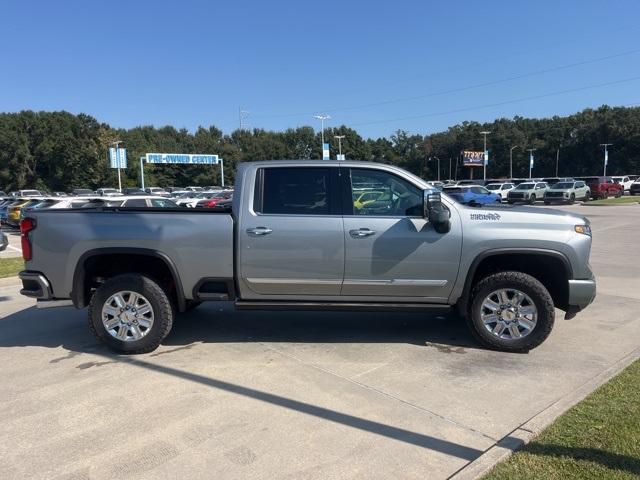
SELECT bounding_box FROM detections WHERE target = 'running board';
[235,301,451,312]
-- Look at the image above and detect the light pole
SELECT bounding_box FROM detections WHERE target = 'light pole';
[527,148,537,179]
[480,131,491,180]
[600,143,613,176]
[448,157,452,180]
[334,135,345,160]
[509,145,519,179]
[429,157,441,181]
[555,147,560,177]
[313,114,331,159]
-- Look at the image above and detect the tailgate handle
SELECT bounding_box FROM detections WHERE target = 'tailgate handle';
[349,228,376,238]
[246,227,273,236]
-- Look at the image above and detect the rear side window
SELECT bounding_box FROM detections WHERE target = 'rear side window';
[123,199,148,208]
[576,181,585,188]
[258,167,335,215]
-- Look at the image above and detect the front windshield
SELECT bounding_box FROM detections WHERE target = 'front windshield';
[515,183,535,190]
[554,182,575,189]
[485,184,501,190]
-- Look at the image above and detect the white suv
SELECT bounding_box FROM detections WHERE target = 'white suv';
[485,182,515,201]
[611,176,633,192]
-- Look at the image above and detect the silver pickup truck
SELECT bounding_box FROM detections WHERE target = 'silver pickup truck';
[18,161,596,354]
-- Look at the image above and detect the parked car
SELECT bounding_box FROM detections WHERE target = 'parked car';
[71,189,95,196]
[195,191,234,208]
[443,185,501,205]
[122,188,146,195]
[104,196,179,208]
[96,188,120,196]
[507,182,549,204]
[485,182,515,200]
[581,177,623,200]
[11,190,43,197]
[630,178,640,196]
[0,191,6,197]
[544,181,590,205]
[7,198,42,227]
[185,186,204,192]
[611,176,633,192]
[174,192,213,208]
[0,231,7,251]
[144,187,170,197]
[18,160,596,355]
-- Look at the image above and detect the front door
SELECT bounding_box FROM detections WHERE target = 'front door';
[341,167,462,302]
[238,166,344,298]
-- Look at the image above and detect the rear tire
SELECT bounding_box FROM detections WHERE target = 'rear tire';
[466,271,555,353]
[88,274,174,354]
[529,194,536,205]
[569,193,575,204]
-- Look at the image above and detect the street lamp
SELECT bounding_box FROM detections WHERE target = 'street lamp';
[480,131,491,180]
[600,143,613,176]
[334,135,345,160]
[313,114,331,158]
[509,145,519,179]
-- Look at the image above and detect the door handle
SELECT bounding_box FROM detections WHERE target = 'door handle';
[349,228,376,238]
[246,227,273,236]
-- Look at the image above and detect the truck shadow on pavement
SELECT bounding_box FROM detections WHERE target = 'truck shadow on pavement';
[0,302,479,353]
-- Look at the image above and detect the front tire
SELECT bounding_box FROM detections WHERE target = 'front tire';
[88,274,174,354]
[529,194,536,205]
[467,271,555,353]
[569,193,575,204]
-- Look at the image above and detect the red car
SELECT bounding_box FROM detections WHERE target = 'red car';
[195,191,233,208]
[582,177,623,200]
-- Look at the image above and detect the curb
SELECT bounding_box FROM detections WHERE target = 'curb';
[450,346,640,480]
[0,276,21,287]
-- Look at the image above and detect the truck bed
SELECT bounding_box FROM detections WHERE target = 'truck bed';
[24,208,234,301]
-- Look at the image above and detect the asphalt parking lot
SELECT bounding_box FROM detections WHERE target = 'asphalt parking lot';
[1,204,639,479]
[0,229,21,258]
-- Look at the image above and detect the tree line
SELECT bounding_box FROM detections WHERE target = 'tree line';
[1,105,639,192]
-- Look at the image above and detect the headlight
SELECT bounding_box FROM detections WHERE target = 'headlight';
[563,192,569,197]
[574,224,591,236]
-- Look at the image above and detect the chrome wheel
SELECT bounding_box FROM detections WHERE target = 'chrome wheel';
[480,288,537,340]
[101,291,154,342]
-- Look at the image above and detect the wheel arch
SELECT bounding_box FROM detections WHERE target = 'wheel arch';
[457,249,572,315]
[71,247,186,312]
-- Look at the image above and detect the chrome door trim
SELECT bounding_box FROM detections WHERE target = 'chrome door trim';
[246,278,343,285]
[343,279,448,287]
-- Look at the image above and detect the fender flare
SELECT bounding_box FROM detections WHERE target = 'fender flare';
[71,247,186,312]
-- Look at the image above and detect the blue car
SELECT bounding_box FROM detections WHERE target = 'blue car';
[443,185,502,205]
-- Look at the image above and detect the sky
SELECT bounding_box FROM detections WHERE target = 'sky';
[2,0,640,139]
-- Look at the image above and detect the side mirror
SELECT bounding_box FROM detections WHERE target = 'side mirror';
[424,191,451,233]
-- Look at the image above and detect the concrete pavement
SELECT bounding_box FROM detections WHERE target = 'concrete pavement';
[0,205,639,479]
[0,229,21,258]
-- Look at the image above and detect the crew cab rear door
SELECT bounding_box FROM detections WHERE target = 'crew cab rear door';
[341,167,462,302]
[238,166,344,297]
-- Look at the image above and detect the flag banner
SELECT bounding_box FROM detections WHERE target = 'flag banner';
[109,147,127,168]
[322,143,330,160]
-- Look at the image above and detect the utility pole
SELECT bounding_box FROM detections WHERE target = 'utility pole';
[480,131,491,181]
[600,143,613,176]
[239,108,250,130]
[448,157,452,180]
[527,148,537,179]
[509,145,519,179]
[313,114,330,159]
[334,135,345,160]
[139,156,145,189]
[555,148,560,177]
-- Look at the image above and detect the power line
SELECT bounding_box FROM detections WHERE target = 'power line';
[349,75,640,127]
[251,49,640,119]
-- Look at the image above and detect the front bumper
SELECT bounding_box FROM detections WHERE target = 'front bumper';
[565,279,597,319]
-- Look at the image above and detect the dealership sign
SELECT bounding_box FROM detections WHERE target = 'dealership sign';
[146,153,219,164]
[462,150,484,167]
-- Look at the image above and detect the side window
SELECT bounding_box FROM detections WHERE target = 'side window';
[576,181,585,188]
[151,199,176,208]
[470,186,484,194]
[259,167,333,215]
[124,199,148,208]
[349,168,422,216]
